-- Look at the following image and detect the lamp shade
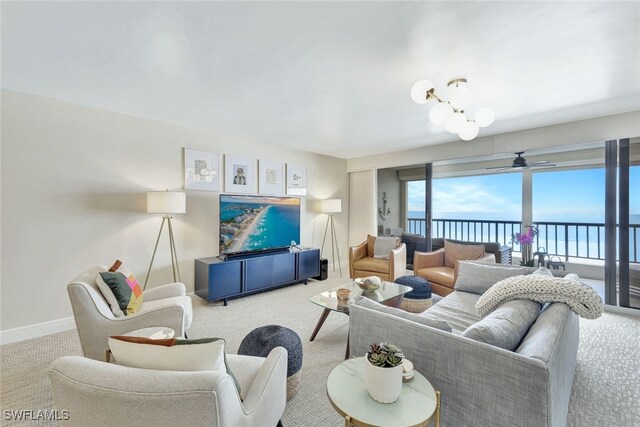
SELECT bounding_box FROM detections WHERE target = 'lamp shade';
[320,199,342,214]
[147,191,186,214]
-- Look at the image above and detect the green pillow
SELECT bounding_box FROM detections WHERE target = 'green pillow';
[98,271,143,315]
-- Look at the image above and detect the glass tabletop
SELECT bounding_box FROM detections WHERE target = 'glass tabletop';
[327,357,437,427]
[309,281,412,313]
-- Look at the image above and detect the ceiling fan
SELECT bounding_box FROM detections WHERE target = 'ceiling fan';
[486,152,556,172]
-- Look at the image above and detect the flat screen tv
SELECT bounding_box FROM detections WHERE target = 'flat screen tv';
[219,194,300,255]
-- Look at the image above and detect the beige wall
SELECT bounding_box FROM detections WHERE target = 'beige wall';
[0,90,349,332]
[376,168,401,233]
[348,170,377,246]
[347,111,640,172]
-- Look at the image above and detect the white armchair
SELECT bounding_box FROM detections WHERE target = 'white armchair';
[68,266,193,361]
[48,347,288,427]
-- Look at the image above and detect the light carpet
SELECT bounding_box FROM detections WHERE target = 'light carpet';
[1,271,639,426]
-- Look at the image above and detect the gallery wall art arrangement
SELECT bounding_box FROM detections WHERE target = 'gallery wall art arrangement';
[183,148,307,196]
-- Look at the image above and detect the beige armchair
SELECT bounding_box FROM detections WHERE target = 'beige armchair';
[68,266,193,361]
[49,347,288,427]
[349,235,407,282]
[414,241,496,296]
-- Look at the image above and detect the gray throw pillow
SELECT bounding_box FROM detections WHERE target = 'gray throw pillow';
[531,267,553,277]
[355,296,452,333]
[455,261,528,295]
[461,299,541,351]
[373,237,399,260]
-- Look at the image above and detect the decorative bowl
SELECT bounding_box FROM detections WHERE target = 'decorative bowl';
[355,277,381,292]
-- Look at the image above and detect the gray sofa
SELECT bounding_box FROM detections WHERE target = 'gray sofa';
[349,265,579,427]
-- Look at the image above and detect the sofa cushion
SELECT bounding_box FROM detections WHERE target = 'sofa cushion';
[422,291,482,334]
[97,260,144,316]
[444,240,486,268]
[455,261,528,295]
[461,299,541,350]
[355,296,452,332]
[353,257,390,274]
[417,266,455,287]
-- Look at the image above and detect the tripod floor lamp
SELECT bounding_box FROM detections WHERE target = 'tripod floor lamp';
[320,198,342,276]
[144,191,186,290]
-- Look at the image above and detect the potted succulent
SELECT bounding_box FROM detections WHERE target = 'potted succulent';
[364,342,405,403]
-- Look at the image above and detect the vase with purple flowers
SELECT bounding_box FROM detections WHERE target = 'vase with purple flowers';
[512,225,539,267]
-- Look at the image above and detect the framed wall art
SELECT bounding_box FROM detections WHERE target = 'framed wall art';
[224,155,255,193]
[286,163,307,196]
[258,160,285,195]
[183,148,220,191]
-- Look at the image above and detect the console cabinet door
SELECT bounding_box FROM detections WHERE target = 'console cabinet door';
[298,249,320,279]
[209,261,242,300]
[245,257,275,291]
[272,253,296,284]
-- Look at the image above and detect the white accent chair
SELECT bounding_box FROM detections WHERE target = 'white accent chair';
[48,347,288,427]
[67,266,193,361]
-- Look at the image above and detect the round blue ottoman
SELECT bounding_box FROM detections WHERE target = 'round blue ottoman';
[394,275,433,313]
[238,325,302,400]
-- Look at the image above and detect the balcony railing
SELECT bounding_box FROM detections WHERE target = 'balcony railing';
[406,217,640,263]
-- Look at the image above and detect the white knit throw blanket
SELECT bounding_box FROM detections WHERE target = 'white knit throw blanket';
[475,275,604,319]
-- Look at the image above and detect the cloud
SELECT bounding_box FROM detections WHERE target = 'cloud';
[408,179,521,219]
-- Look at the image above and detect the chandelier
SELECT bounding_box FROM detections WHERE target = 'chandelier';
[411,78,495,141]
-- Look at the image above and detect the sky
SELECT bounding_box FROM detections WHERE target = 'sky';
[408,166,639,223]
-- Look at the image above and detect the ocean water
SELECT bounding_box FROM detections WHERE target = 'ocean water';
[243,204,300,251]
[220,199,300,252]
[406,211,640,261]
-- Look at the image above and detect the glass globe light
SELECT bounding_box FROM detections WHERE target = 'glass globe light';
[410,80,434,104]
[458,120,480,141]
[445,112,467,134]
[448,82,470,110]
[475,107,496,127]
[429,102,454,125]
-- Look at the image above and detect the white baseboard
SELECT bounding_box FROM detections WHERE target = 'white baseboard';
[0,317,76,345]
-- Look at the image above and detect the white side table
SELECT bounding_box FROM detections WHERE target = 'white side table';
[327,357,441,427]
[106,326,175,362]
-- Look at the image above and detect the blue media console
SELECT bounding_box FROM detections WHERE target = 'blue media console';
[195,248,320,305]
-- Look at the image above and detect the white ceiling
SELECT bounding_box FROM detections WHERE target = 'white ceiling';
[2,1,639,159]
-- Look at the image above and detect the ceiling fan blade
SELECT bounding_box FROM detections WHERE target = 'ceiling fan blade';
[529,163,556,168]
[528,161,552,166]
[490,167,515,173]
[485,165,511,170]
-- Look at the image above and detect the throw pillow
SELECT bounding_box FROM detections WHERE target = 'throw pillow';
[96,260,144,316]
[532,267,553,277]
[454,261,528,295]
[96,274,126,318]
[373,237,400,260]
[355,296,452,332]
[108,336,241,394]
[461,299,541,351]
[444,240,486,268]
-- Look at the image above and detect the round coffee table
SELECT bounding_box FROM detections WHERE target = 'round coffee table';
[327,357,440,427]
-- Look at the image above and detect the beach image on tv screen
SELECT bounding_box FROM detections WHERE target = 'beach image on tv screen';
[219,195,301,254]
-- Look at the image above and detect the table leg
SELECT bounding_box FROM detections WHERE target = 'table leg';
[105,350,111,363]
[435,390,441,427]
[310,308,331,341]
[344,329,350,359]
[383,295,405,309]
[344,415,352,427]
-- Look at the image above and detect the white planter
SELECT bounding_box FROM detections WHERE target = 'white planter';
[364,356,403,403]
